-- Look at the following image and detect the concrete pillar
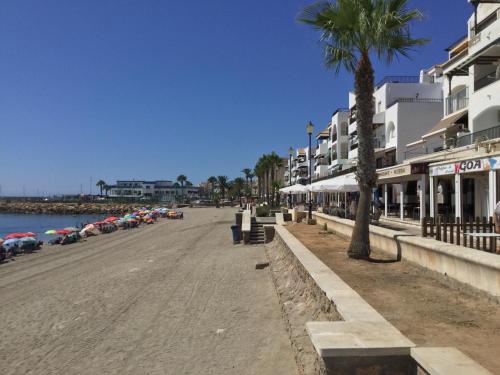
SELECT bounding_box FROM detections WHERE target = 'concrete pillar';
[420,175,427,220]
[429,176,436,217]
[384,184,388,218]
[400,184,404,221]
[489,170,496,217]
[455,174,462,218]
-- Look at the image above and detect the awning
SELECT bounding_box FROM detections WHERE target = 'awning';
[310,173,359,193]
[422,109,468,139]
[279,184,309,194]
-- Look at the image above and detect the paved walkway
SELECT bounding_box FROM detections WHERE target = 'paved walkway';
[0,208,297,375]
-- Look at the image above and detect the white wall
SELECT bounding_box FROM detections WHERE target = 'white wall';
[470,73,500,133]
[394,102,444,163]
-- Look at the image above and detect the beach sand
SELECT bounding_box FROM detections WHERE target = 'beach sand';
[0,208,297,375]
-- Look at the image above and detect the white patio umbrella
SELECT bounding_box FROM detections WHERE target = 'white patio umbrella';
[288,184,310,194]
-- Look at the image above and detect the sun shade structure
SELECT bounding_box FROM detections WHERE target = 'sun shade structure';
[279,184,310,194]
[309,173,359,193]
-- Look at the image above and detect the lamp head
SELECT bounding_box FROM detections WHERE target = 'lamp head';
[306,121,314,135]
[288,147,294,156]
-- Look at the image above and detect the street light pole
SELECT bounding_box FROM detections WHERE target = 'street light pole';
[306,121,314,220]
[288,146,294,209]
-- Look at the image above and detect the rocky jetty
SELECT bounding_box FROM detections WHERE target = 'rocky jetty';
[0,201,156,215]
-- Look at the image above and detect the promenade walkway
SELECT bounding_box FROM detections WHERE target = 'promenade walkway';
[0,208,297,375]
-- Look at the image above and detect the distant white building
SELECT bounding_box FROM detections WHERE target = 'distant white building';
[108,180,199,201]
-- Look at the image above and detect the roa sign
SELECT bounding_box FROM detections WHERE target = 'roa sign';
[455,159,483,173]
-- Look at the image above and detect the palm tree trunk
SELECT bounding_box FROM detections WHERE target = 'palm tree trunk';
[270,167,276,206]
[265,170,270,204]
[348,53,376,260]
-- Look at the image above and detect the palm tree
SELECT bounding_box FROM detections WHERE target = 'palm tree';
[254,159,265,200]
[96,180,106,196]
[103,184,111,196]
[207,176,217,199]
[217,175,229,200]
[242,168,252,185]
[177,175,187,200]
[232,177,245,202]
[300,0,426,259]
[267,152,283,206]
[248,171,255,196]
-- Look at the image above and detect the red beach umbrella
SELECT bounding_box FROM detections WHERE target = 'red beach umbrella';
[104,216,119,222]
[5,232,36,240]
[56,229,72,235]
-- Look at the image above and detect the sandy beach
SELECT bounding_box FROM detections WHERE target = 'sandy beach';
[0,208,297,375]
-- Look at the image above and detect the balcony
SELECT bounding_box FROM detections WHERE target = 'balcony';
[445,88,468,115]
[469,8,500,54]
[474,71,500,91]
[375,75,419,89]
[315,142,329,157]
[404,124,500,159]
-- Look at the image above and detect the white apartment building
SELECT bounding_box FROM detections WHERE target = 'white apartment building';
[109,180,199,201]
[399,1,500,220]
[348,74,443,168]
[328,108,351,173]
[287,146,315,186]
[314,127,330,179]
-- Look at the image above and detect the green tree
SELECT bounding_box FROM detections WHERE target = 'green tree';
[217,175,229,200]
[267,152,283,206]
[300,0,426,259]
[207,176,217,199]
[176,175,187,201]
[232,177,245,202]
[96,180,106,196]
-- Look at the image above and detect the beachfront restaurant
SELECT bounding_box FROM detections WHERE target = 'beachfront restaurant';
[376,162,429,222]
[428,155,500,219]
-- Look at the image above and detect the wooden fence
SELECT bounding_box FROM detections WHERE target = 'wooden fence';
[422,216,497,253]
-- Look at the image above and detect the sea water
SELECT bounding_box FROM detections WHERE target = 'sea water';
[0,213,107,242]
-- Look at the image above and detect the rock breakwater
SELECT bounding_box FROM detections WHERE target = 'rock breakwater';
[0,201,151,215]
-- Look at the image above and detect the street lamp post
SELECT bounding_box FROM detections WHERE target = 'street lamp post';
[306,121,314,220]
[288,146,293,209]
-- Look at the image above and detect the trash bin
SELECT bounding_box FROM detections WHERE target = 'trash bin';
[230,225,240,244]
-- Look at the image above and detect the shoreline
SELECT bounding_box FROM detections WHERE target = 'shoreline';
[0,202,167,215]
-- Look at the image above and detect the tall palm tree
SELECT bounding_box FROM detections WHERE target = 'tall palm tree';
[242,168,252,185]
[177,175,187,200]
[248,171,255,196]
[207,176,217,199]
[300,0,426,259]
[267,152,283,206]
[96,180,106,196]
[233,177,245,202]
[217,175,229,200]
[254,157,265,200]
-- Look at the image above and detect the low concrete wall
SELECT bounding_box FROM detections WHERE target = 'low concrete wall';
[242,210,251,244]
[273,225,491,374]
[314,212,500,299]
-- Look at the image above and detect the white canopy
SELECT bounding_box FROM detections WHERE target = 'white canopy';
[309,173,359,193]
[279,184,310,194]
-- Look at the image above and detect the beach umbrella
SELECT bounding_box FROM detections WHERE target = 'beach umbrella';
[3,238,20,249]
[64,227,79,232]
[45,230,58,235]
[5,232,36,240]
[56,229,72,235]
[104,216,119,222]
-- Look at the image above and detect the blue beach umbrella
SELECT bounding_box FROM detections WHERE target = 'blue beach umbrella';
[3,238,20,250]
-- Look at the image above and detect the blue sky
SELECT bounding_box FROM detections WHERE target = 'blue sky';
[0,0,472,195]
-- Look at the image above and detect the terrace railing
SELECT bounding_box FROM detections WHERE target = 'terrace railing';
[422,216,497,253]
[386,97,443,109]
[474,72,500,91]
[404,124,500,159]
[375,75,419,89]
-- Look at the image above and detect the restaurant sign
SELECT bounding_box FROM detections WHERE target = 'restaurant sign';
[377,164,411,181]
[430,157,500,176]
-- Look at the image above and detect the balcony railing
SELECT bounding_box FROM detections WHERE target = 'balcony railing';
[471,9,498,36]
[375,75,419,89]
[445,88,468,115]
[386,97,443,109]
[474,72,500,91]
[404,124,500,159]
